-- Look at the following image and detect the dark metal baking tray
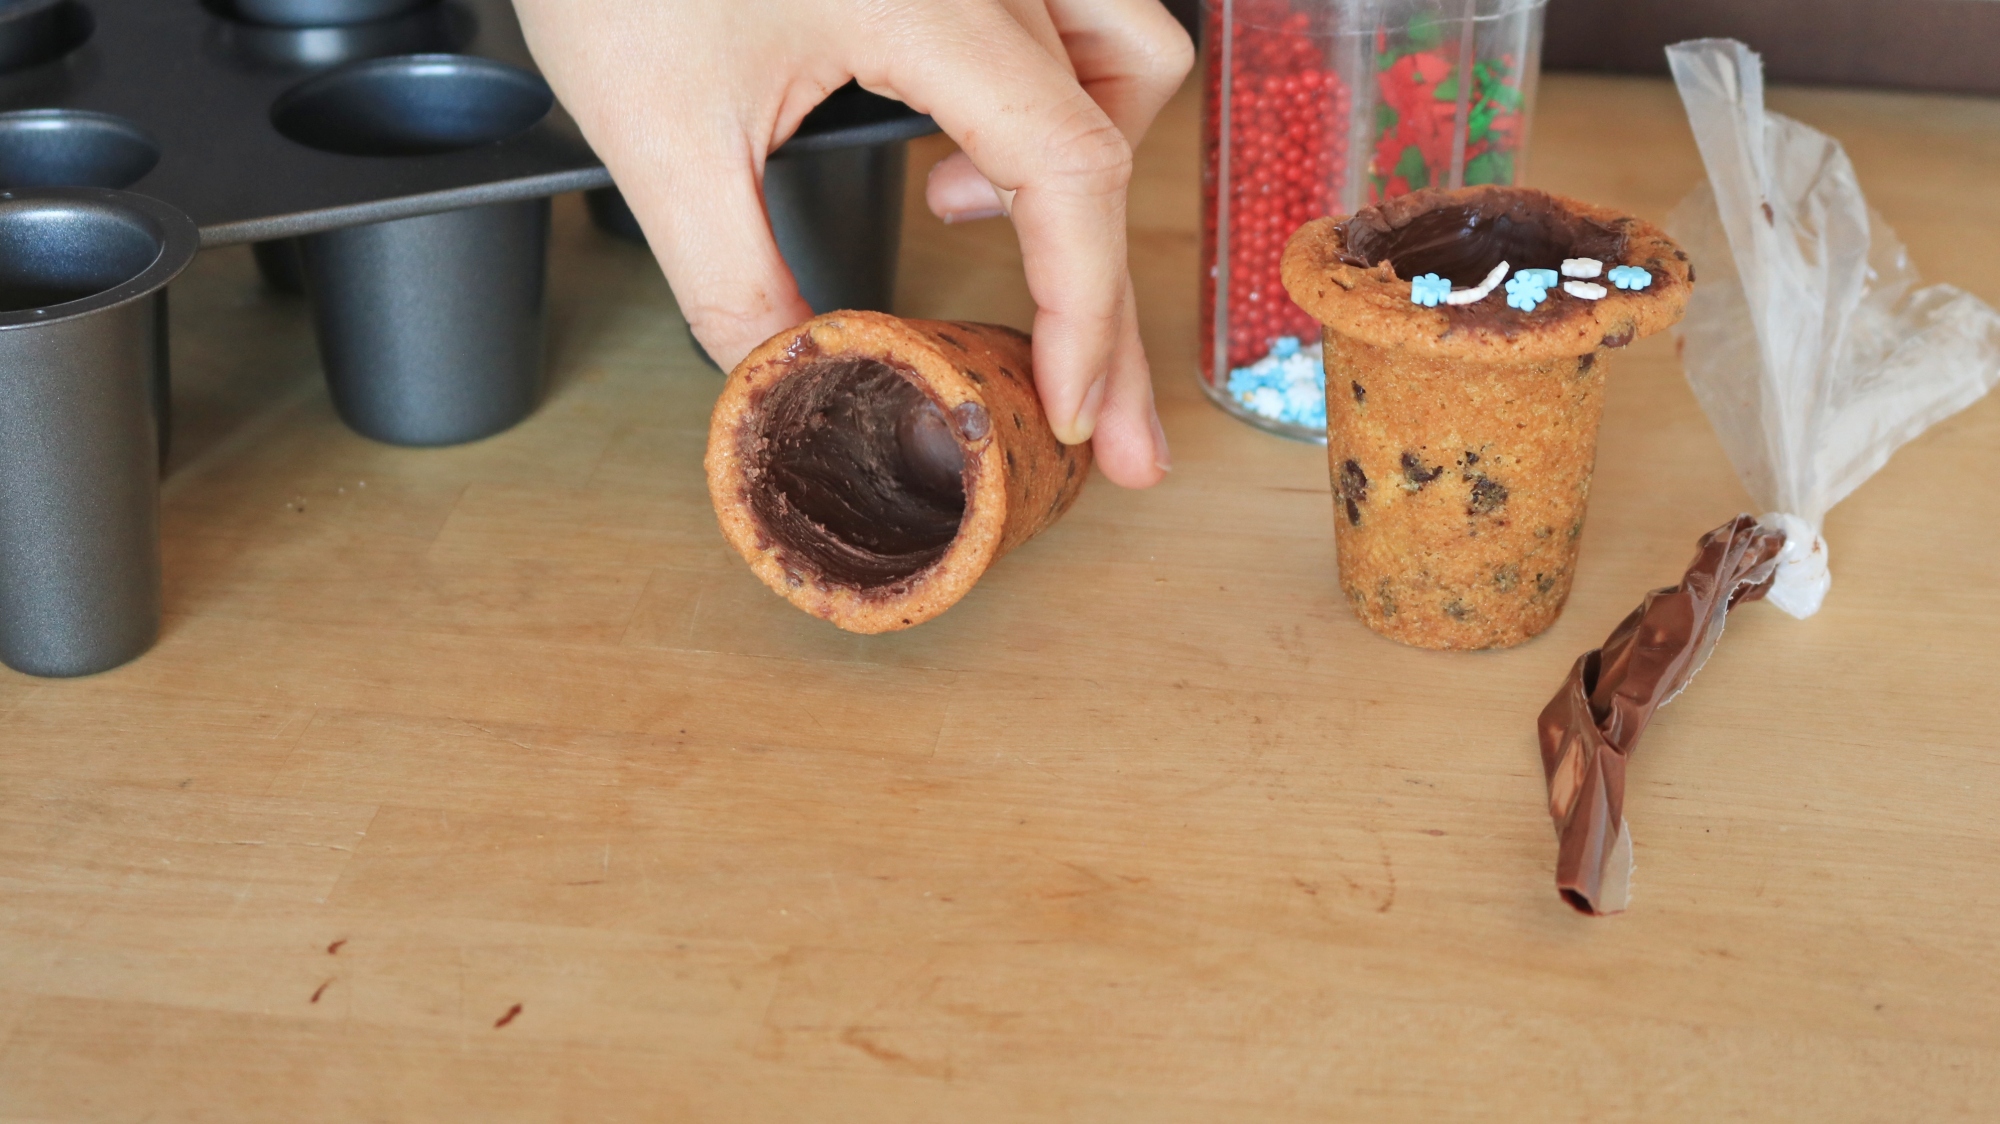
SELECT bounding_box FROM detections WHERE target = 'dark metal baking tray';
[0,0,937,246]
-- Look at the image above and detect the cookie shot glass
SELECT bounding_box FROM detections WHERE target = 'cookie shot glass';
[1281,185,1692,649]
[706,311,1090,633]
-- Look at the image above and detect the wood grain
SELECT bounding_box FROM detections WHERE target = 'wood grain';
[2,73,1997,1120]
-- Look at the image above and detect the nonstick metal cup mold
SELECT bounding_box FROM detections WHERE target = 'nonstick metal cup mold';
[0,108,173,461]
[227,0,437,29]
[586,83,935,322]
[274,53,554,445]
[0,0,92,78]
[0,187,197,677]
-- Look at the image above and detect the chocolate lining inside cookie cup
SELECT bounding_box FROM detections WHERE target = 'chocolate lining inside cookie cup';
[1282,185,1692,363]
[1341,190,1627,286]
[746,355,974,590]
[708,311,1089,634]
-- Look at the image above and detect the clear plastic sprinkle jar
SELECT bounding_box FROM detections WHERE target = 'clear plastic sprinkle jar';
[1199,0,1549,441]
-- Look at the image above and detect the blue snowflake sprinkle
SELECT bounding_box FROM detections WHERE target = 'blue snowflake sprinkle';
[1409,273,1450,307]
[1504,270,1554,311]
[1607,265,1652,290]
[1227,339,1327,430]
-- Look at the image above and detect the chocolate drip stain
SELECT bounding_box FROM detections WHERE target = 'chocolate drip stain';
[746,356,969,590]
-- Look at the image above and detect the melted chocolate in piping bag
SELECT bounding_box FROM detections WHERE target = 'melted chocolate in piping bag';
[748,356,970,590]
[1538,515,1786,914]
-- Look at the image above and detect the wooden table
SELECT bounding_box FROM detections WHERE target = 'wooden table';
[3,73,1996,1121]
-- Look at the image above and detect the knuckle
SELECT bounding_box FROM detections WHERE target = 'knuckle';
[1044,106,1134,191]
[683,299,759,337]
[1140,20,1197,86]
[682,297,776,354]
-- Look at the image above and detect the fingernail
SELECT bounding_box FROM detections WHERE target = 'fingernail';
[1149,408,1172,473]
[941,206,1006,225]
[1064,376,1107,444]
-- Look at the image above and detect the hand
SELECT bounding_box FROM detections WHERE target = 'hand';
[513,0,1192,487]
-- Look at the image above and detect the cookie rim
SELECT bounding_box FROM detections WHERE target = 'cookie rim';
[704,311,1013,635]
[1281,185,1693,363]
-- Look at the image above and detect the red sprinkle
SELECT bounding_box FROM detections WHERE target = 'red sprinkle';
[1201,4,1532,380]
[1201,0,1349,373]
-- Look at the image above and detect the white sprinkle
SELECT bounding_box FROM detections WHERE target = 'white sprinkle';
[1563,280,1608,300]
[1561,258,1603,279]
[1443,260,1511,305]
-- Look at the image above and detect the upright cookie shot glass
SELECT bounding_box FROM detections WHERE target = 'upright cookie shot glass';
[1281,184,1692,649]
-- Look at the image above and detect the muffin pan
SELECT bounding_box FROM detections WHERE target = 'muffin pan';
[0,0,595,239]
[0,0,936,677]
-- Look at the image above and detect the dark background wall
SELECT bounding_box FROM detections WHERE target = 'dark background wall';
[1162,0,2000,96]
[1541,0,2000,95]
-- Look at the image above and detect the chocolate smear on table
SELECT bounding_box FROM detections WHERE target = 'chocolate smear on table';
[1537,515,1785,915]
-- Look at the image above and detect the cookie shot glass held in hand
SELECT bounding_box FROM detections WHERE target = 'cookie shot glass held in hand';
[1199,0,1547,440]
[706,312,1090,634]
[1281,186,1692,649]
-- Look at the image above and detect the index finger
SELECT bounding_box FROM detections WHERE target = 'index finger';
[853,4,1134,445]
[1045,0,1196,143]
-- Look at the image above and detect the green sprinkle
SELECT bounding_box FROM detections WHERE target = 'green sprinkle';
[1466,101,1496,141]
[1393,146,1430,189]
[1407,12,1443,50]
[1463,150,1514,186]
